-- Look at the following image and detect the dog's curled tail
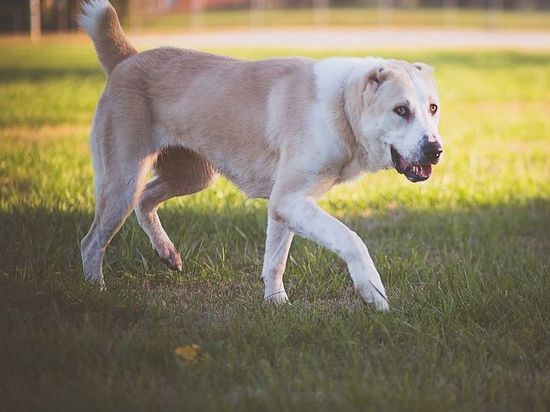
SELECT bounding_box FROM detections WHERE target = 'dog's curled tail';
[78,0,137,75]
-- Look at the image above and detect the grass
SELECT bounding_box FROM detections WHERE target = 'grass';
[136,8,550,31]
[1,38,549,411]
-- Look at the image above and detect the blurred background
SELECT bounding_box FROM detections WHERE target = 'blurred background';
[1,0,549,41]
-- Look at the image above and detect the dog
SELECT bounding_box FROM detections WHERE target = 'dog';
[79,0,443,312]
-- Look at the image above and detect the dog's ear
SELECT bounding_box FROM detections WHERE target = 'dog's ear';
[365,66,388,93]
[412,62,435,75]
[345,64,390,117]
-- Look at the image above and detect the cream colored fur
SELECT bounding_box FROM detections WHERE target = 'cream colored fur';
[79,0,442,311]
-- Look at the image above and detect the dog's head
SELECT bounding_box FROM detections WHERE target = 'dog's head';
[350,59,442,182]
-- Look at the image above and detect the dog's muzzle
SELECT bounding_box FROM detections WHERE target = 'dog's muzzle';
[390,140,442,183]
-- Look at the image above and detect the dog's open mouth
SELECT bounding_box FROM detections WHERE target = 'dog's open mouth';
[390,146,432,183]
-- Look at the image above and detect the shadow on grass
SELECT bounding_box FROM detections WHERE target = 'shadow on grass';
[1,197,548,285]
[1,198,549,411]
[0,68,104,84]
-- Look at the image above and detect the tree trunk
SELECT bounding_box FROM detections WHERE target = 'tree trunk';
[58,0,69,32]
[30,0,41,42]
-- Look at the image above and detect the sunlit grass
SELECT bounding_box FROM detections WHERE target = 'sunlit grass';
[0,42,549,411]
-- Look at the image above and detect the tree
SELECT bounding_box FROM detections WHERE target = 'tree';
[30,0,40,41]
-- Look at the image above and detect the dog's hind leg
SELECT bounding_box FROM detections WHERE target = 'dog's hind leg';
[135,148,217,271]
[81,154,156,286]
[81,102,158,285]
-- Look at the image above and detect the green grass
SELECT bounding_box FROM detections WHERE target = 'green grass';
[136,8,550,31]
[1,40,549,411]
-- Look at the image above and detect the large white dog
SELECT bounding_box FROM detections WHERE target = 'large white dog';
[79,0,443,311]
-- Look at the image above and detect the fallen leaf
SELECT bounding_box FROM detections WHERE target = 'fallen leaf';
[174,344,211,364]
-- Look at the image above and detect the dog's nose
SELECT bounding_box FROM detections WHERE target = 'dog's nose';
[422,135,443,164]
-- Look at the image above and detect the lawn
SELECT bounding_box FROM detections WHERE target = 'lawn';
[0,40,549,411]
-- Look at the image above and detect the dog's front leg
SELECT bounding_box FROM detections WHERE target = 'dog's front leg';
[261,217,294,304]
[269,195,389,311]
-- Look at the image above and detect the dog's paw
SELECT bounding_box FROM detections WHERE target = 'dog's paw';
[263,290,290,305]
[356,282,390,312]
[156,245,183,272]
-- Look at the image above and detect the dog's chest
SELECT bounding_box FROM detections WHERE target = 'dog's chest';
[332,149,368,185]
[215,155,278,199]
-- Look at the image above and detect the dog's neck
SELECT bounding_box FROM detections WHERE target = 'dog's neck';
[341,63,395,175]
[326,82,366,183]
[340,73,370,165]
[313,58,385,183]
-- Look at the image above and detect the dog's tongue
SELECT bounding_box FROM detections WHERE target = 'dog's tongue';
[414,164,432,179]
[404,163,432,182]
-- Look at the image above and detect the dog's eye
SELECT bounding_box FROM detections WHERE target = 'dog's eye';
[394,105,409,118]
[429,104,438,115]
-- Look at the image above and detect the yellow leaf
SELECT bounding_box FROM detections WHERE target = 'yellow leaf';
[174,344,211,364]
